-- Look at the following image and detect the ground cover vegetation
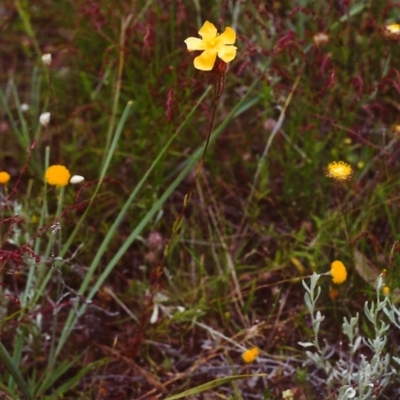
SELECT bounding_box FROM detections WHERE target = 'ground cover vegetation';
[1,0,400,399]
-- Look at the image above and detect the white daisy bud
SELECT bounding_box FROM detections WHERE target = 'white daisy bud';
[42,53,52,66]
[21,103,29,112]
[150,304,159,324]
[39,112,51,127]
[70,175,85,184]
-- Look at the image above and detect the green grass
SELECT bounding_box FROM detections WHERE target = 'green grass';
[1,0,400,398]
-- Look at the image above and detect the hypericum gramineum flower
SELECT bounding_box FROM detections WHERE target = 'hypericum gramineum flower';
[184,21,237,71]
[326,161,353,181]
[0,171,10,184]
[45,165,71,187]
[241,347,259,363]
[330,260,347,284]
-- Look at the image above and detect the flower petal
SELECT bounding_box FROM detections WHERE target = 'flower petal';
[217,45,237,63]
[184,37,207,51]
[194,49,217,71]
[218,27,236,45]
[198,21,217,40]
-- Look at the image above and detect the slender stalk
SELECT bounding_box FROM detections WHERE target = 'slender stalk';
[101,14,132,169]
[334,183,353,259]
[47,187,65,371]
[132,62,229,356]
[14,0,41,58]
[0,342,33,400]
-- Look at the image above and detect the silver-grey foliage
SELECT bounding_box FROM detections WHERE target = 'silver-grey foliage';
[299,273,400,399]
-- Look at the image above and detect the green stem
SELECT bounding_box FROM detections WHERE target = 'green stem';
[101,15,132,169]
[47,186,65,371]
[0,342,33,400]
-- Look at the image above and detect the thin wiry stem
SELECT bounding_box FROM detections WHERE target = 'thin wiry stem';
[131,64,227,358]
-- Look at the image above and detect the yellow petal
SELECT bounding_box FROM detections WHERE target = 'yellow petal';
[194,49,217,71]
[184,37,206,51]
[218,27,236,45]
[217,45,237,63]
[198,21,217,40]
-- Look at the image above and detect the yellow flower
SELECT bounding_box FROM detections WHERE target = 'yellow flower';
[330,260,347,284]
[184,21,237,71]
[386,23,400,34]
[383,286,390,296]
[241,347,259,363]
[326,161,353,181]
[384,23,400,40]
[383,24,400,41]
[0,171,10,184]
[45,165,71,187]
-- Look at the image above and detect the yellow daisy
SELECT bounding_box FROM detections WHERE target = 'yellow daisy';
[384,23,400,39]
[0,171,10,184]
[326,161,353,181]
[383,286,390,296]
[241,347,259,363]
[184,21,237,71]
[45,165,71,187]
[330,260,347,284]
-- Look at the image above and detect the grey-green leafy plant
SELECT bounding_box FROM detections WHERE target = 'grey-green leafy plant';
[300,273,400,399]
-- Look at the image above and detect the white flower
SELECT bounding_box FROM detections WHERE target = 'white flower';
[21,103,29,112]
[42,53,52,66]
[149,292,169,324]
[150,303,159,324]
[70,175,85,184]
[39,112,51,127]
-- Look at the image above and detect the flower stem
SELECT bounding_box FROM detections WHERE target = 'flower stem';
[131,66,227,357]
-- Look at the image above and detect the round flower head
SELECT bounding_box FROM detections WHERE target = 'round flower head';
[330,260,347,284]
[384,23,400,40]
[383,286,390,296]
[241,347,259,363]
[0,171,10,184]
[45,165,70,187]
[42,53,52,66]
[70,175,85,184]
[326,161,353,181]
[39,112,51,127]
[184,21,237,71]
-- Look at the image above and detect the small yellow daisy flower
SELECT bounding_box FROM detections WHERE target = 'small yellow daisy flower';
[0,171,10,184]
[45,165,71,187]
[383,286,390,296]
[330,260,347,284]
[241,347,259,363]
[184,21,237,71]
[326,161,353,181]
[384,23,400,40]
